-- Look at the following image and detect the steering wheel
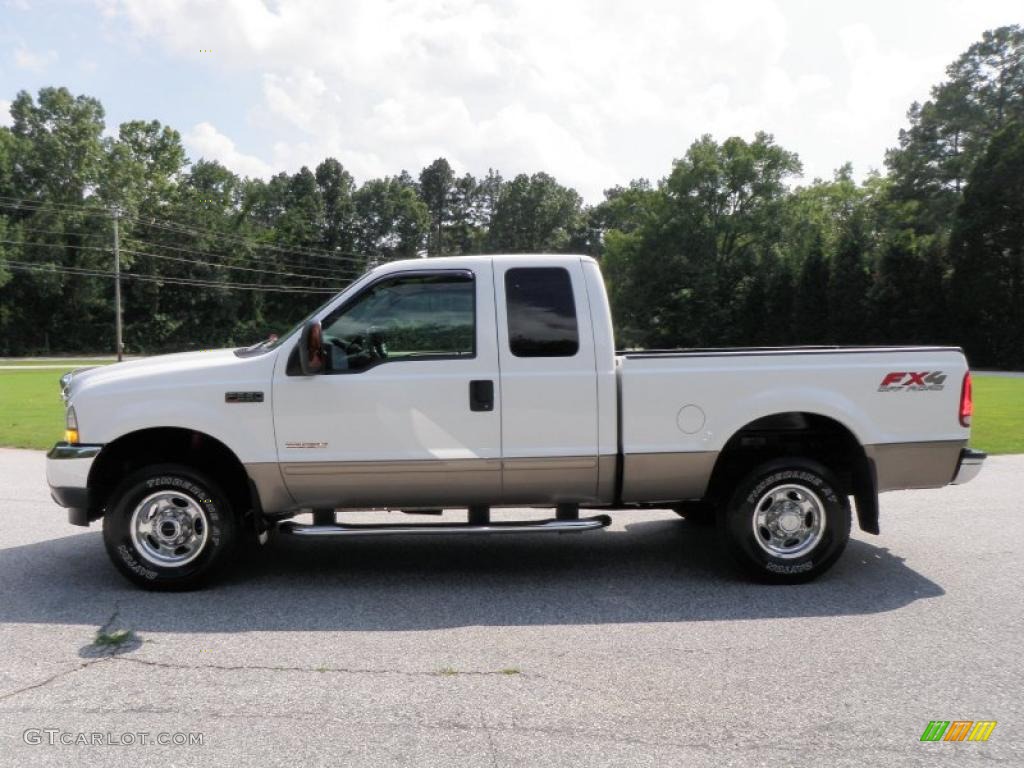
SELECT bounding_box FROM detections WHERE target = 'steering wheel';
[330,331,387,365]
[367,327,388,360]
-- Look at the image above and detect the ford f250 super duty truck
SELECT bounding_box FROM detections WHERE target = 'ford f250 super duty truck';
[47,254,986,589]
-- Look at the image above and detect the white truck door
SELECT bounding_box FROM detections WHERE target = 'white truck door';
[271,263,502,508]
[493,257,600,503]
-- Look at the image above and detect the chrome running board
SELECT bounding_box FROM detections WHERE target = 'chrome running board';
[278,514,612,537]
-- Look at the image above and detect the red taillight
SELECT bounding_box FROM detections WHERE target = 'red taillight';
[959,372,973,428]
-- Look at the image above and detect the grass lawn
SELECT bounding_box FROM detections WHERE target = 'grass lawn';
[0,366,1021,454]
[970,376,1024,455]
[0,364,122,450]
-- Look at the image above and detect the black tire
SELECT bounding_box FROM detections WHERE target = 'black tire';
[671,500,717,526]
[102,463,239,590]
[718,457,850,584]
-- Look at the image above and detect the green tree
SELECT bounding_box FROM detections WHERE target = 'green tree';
[948,121,1024,367]
[418,157,455,255]
[886,25,1024,229]
[793,234,831,344]
[354,175,429,264]
[828,214,872,344]
[487,172,583,253]
[9,87,106,203]
[101,120,187,213]
[602,133,801,348]
[1,87,110,354]
[591,179,657,236]
[315,158,357,257]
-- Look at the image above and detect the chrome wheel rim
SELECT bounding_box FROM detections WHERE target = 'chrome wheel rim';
[130,490,209,567]
[751,483,826,559]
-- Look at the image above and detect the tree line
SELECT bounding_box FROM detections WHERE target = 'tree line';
[0,25,1021,367]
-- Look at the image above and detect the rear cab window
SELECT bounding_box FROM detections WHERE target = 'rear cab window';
[504,267,579,357]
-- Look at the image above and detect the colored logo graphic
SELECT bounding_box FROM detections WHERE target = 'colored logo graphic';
[878,371,947,392]
[920,721,997,742]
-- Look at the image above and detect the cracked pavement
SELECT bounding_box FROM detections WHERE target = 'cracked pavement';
[0,447,1021,766]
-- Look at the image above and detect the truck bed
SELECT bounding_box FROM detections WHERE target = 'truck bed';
[615,345,970,503]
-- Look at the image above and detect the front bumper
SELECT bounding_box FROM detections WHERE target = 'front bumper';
[46,442,103,526]
[951,447,986,485]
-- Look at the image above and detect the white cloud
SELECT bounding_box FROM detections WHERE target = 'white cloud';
[0,100,12,128]
[101,0,1024,199]
[13,45,57,72]
[184,122,274,178]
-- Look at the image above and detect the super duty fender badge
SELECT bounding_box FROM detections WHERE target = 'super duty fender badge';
[225,391,264,403]
[878,371,946,392]
[285,441,329,449]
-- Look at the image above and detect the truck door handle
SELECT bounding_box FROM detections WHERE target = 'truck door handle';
[469,380,494,412]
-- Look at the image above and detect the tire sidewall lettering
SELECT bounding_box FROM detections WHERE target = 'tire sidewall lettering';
[117,543,157,580]
[746,470,837,506]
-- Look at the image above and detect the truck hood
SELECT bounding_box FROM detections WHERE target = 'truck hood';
[65,348,246,399]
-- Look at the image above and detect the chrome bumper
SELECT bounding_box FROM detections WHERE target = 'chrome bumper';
[951,448,986,485]
[46,442,103,525]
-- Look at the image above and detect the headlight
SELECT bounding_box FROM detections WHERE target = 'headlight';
[60,372,73,404]
[65,405,79,445]
[59,366,97,405]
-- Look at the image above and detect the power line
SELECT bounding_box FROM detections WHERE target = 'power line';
[0,196,379,265]
[0,222,356,278]
[2,260,341,294]
[0,244,342,291]
[4,225,106,239]
[4,260,332,292]
[121,235,358,277]
[122,247,351,283]
[0,196,108,215]
[129,214,372,264]
[0,238,109,253]
[0,239,349,289]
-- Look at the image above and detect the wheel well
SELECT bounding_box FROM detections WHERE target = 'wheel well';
[88,428,254,522]
[706,412,877,533]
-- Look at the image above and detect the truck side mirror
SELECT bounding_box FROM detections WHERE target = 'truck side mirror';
[298,320,325,376]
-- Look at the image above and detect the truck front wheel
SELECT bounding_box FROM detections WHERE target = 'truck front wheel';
[719,458,850,583]
[102,463,239,590]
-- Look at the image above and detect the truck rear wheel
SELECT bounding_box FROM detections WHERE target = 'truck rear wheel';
[102,463,239,590]
[719,457,850,583]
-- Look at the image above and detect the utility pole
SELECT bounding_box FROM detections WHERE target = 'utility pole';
[112,209,123,361]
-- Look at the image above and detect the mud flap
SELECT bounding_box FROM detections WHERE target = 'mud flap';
[853,455,880,535]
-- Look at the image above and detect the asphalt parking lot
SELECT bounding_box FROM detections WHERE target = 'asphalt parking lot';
[0,448,1020,767]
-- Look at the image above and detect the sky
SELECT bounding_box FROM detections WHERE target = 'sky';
[0,0,1020,202]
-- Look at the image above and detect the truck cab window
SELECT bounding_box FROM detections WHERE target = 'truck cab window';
[505,267,579,357]
[320,271,475,372]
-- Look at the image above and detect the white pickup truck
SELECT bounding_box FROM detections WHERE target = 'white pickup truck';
[47,254,985,589]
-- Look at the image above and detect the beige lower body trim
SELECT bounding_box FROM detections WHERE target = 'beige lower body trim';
[620,451,718,503]
[251,452,716,511]
[246,462,295,513]
[864,440,966,491]
[597,454,617,503]
[279,458,502,509]
[501,456,600,504]
[250,455,607,511]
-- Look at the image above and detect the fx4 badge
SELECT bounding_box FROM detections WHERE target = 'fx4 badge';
[878,371,946,392]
